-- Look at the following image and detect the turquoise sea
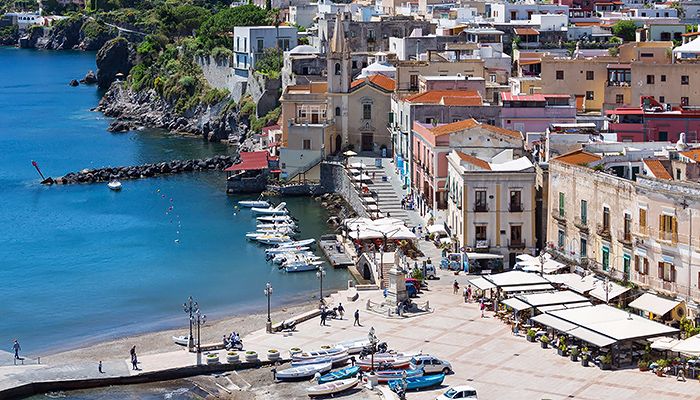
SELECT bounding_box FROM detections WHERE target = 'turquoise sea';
[0,47,348,355]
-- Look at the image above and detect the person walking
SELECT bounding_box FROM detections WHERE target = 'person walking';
[353,309,361,326]
[320,309,327,326]
[98,361,103,374]
[480,300,486,318]
[12,340,20,360]
[337,303,345,320]
[131,354,139,371]
[466,285,472,303]
[453,280,459,295]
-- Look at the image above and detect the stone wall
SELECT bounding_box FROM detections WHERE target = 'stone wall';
[247,72,281,117]
[320,162,369,218]
[196,55,246,102]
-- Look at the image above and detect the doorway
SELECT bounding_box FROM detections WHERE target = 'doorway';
[361,133,373,152]
[335,134,342,154]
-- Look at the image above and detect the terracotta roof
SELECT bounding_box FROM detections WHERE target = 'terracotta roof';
[286,82,328,94]
[457,152,491,170]
[682,31,700,37]
[350,74,396,92]
[552,149,603,166]
[514,28,540,36]
[680,148,700,162]
[426,118,522,139]
[404,90,482,105]
[440,96,483,106]
[519,59,542,65]
[643,159,673,180]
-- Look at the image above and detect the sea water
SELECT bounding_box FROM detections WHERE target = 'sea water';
[0,47,348,354]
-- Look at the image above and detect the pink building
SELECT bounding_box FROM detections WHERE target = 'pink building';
[411,119,524,217]
[499,93,577,134]
[608,96,700,143]
[419,75,487,98]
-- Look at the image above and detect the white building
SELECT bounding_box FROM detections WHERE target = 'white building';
[289,5,317,28]
[490,3,569,23]
[446,149,538,267]
[232,26,298,78]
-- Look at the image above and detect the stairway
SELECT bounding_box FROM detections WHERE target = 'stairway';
[356,164,412,225]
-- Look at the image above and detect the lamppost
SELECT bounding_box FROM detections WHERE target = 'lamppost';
[183,296,199,351]
[539,249,546,277]
[317,266,326,307]
[365,226,402,284]
[264,282,273,333]
[192,309,206,365]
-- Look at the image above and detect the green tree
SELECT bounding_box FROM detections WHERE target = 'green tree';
[196,4,268,49]
[611,20,638,42]
[670,2,685,19]
[156,3,209,38]
[255,47,282,77]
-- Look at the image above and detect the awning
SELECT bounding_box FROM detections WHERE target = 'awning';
[629,293,682,317]
[567,327,616,348]
[348,162,368,169]
[502,283,555,293]
[671,335,700,356]
[589,281,632,302]
[531,313,577,332]
[469,277,495,291]
[427,224,447,235]
[225,151,270,171]
[502,297,532,311]
[650,336,681,351]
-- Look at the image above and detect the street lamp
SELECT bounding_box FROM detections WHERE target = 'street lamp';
[192,309,206,365]
[264,282,273,333]
[365,226,402,284]
[539,250,546,277]
[317,266,326,307]
[183,296,199,351]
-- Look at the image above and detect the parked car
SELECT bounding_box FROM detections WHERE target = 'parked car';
[410,354,452,374]
[405,282,418,297]
[435,385,478,399]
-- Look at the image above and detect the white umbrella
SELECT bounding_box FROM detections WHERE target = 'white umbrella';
[343,150,358,157]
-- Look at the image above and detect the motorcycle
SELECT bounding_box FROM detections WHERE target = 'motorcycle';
[225,331,243,351]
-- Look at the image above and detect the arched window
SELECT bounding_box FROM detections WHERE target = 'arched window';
[335,107,341,116]
[334,63,341,75]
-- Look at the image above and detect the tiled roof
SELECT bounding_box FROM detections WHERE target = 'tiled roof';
[514,28,540,36]
[426,118,522,140]
[552,149,603,166]
[680,148,700,162]
[404,90,482,105]
[440,96,483,106]
[643,159,672,180]
[286,82,328,94]
[457,152,491,170]
[350,74,396,92]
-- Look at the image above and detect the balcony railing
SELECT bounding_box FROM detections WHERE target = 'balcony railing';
[574,216,589,233]
[508,239,526,249]
[508,202,523,212]
[551,209,566,223]
[289,117,333,126]
[596,223,611,240]
[473,203,489,212]
[618,229,633,246]
[658,230,678,244]
[606,80,631,87]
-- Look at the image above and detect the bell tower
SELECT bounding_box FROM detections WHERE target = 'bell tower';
[327,12,351,94]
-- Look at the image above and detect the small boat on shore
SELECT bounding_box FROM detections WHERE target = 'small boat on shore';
[317,366,360,384]
[276,362,332,381]
[388,373,445,392]
[238,200,270,208]
[293,347,346,361]
[306,377,359,397]
[252,202,288,215]
[172,335,190,346]
[376,367,423,383]
[107,181,122,191]
[291,351,349,367]
[357,355,411,371]
[335,338,371,354]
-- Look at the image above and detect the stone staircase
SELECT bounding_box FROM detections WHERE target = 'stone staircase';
[357,164,412,225]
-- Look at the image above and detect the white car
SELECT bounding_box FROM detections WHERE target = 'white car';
[436,385,478,399]
[410,354,452,374]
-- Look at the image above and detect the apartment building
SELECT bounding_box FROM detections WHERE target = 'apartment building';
[232,26,298,77]
[608,96,700,143]
[499,93,576,134]
[446,150,537,267]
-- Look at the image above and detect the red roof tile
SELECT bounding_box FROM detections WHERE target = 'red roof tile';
[457,152,491,170]
[425,118,522,139]
[680,148,700,162]
[225,151,270,172]
[404,90,482,105]
[552,149,603,166]
[350,74,396,92]
[514,28,540,36]
[643,159,672,180]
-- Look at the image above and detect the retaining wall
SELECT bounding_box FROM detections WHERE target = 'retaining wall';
[320,162,368,218]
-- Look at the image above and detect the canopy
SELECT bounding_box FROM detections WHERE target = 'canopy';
[588,280,632,302]
[225,151,270,172]
[351,173,372,182]
[427,224,448,235]
[484,270,551,288]
[673,37,700,59]
[348,162,368,169]
[566,327,616,348]
[537,302,592,313]
[501,283,555,293]
[629,293,682,317]
[347,225,416,241]
[671,335,700,356]
[502,297,532,311]
[650,336,681,351]
[469,277,495,291]
[520,259,568,274]
[531,313,577,332]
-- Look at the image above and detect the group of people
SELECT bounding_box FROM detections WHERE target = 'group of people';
[453,280,486,318]
[318,304,363,327]
[400,195,415,210]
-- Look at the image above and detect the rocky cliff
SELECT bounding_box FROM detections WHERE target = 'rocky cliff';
[16,15,117,50]
[96,37,134,89]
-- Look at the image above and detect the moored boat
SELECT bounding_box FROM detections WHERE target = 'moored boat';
[252,202,288,215]
[238,200,270,208]
[387,373,445,392]
[277,238,316,248]
[276,362,332,381]
[375,367,423,383]
[257,215,296,223]
[285,261,324,272]
[317,366,360,384]
[255,234,293,245]
[107,181,122,191]
[306,377,359,397]
[265,246,310,255]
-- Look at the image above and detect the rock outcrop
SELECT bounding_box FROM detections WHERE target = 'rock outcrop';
[96,37,134,90]
[81,70,98,85]
[14,15,117,51]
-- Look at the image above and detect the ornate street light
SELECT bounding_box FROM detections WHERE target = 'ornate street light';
[264,282,273,333]
[182,296,199,350]
[192,309,206,365]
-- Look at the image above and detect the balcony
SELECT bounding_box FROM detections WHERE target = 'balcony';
[508,202,523,212]
[658,230,678,244]
[508,239,526,249]
[474,239,490,250]
[596,224,612,240]
[551,209,567,224]
[574,216,589,233]
[473,203,489,213]
[617,229,633,247]
[606,80,631,87]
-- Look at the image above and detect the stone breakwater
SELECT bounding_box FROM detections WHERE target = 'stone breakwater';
[44,155,234,185]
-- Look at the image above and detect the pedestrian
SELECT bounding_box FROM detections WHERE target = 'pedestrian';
[480,300,486,318]
[466,285,472,303]
[98,360,103,373]
[12,340,20,360]
[131,354,138,370]
[130,345,136,359]
[271,367,277,381]
[453,280,459,295]
[677,368,686,382]
[350,356,356,366]
[320,309,327,326]
[463,287,468,303]
[354,309,361,326]
[337,303,345,319]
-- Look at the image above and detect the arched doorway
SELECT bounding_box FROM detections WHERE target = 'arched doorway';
[362,262,371,280]
[335,134,342,154]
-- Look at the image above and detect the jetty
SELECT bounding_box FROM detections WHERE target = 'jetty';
[319,234,353,268]
[42,156,235,185]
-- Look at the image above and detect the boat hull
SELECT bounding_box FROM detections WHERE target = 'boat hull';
[307,378,359,397]
[387,373,445,392]
[317,366,360,384]
[276,362,332,381]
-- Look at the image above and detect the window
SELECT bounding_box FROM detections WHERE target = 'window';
[660,75,666,82]
[362,104,372,120]
[623,213,632,238]
[475,225,487,240]
[335,107,341,117]
[586,71,594,80]
[585,91,594,100]
[558,230,565,248]
[409,74,418,90]
[489,74,497,83]
[658,262,676,282]
[367,29,375,40]
[257,38,264,53]
[623,255,631,278]
[303,139,311,150]
[475,190,487,211]
[580,200,587,224]
[616,94,624,104]
[640,52,654,58]
[603,207,610,230]
[556,70,564,80]
[681,75,689,85]
[352,60,357,69]
[646,75,655,84]
[659,96,665,103]
[681,97,689,106]
[639,208,647,231]
[510,225,522,244]
[558,192,565,217]
[334,63,341,75]
[602,247,610,271]
[580,238,587,258]
[659,214,678,242]
[659,131,668,141]
[509,190,522,212]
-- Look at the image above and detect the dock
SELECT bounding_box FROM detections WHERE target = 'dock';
[319,234,353,267]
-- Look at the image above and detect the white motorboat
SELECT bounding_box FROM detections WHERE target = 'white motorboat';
[291,351,349,367]
[172,335,190,346]
[276,362,332,381]
[107,181,122,191]
[277,238,316,248]
[285,261,324,272]
[265,245,310,255]
[256,235,293,245]
[257,215,295,223]
[238,200,270,208]
[306,378,359,397]
[293,347,346,361]
[253,226,296,234]
[273,252,320,265]
[257,222,297,230]
[252,202,288,215]
[335,338,371,355]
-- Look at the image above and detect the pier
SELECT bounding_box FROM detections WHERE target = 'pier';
[319,234,354,268]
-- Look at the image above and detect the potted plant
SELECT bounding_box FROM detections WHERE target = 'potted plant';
[226,351,240,363]
[581,352,589,367]
[540,335,550,349]
[655,359,668,376]
[570,347,579,362]
[245,350,258,363]
[267,349,281,361]
[206,352,220,365]
[638,360,650,372]
[526,329,537,343]
[599,354,612,370]
[558,343,569,357]
[289,347,302,356]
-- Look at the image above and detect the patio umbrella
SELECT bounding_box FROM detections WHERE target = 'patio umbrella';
[343,150,358,157]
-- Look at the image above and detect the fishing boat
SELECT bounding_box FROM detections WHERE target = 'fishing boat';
[306,377,359,397]
[251,202,288,215]
[277,238,316,248]
[291,351,349,367]
[107,181,122,191]
[265,246,310,255]
[293,347,346,361]
[257,215,296,223]
[255,235,293,245]
[376,367,424,383]
[257,222,297,230]
[273,252,319,265]
[357,355,411,371]
[335,338,371,355]
[276,362,332,381]
[285,261,324,272]
[172,335,190,346]
[387,373,445,392]
[238,200,270,208]
[317,366,360,384]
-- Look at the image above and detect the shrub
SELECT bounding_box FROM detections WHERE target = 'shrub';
[526,329,537,339]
